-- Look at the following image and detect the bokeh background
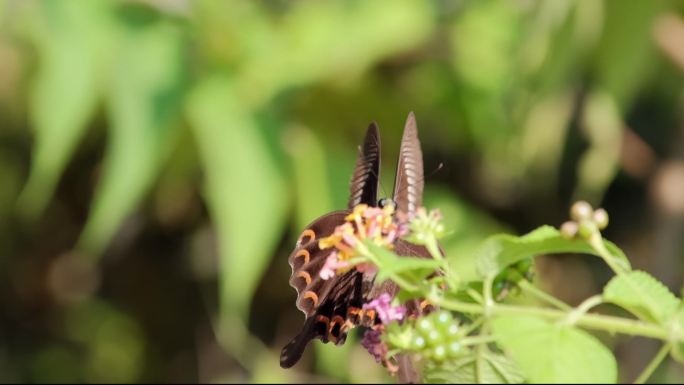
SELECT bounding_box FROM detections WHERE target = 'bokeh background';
[1,0,683,383]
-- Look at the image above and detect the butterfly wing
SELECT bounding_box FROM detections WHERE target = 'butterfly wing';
[282,124,383,368]
[392,112,424,216]
[348,122,381,208]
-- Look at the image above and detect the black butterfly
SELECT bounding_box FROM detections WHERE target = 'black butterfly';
[280,112,431,369]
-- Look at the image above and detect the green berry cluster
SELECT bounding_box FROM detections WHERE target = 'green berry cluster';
[388,310,467,363]
[560,201,609,240]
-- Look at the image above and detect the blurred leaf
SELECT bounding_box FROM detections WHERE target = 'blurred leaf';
[672,309,684,364]
[594,0,666,110]
[65,300,144,383]
[491,315,617,383]
[475,226,630,278]
[315,339,354,383]
[237,0,434,107]
[284,125,335,230]
[575,90,622,204]
[424,352,524,384]
[18,0,112,218]
[30,345,80,383]
[603,270,680,323]
[186,76,289,320]
[78,15,186,253]
[450,0,521,93]
[424,187,507,282]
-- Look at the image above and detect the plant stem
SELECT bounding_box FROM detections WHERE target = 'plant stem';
[634,343,671,384]
[431,296,676,341]
[588,233,627,275]
[462,335,497,346]
[475,325,489,384]
[563,295,603,325]
[518,279,572,311]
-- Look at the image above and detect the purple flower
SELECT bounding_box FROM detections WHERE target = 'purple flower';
[363,293,406,324]
[361,328,387,363]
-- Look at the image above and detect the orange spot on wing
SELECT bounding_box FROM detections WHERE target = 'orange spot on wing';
[303,291,319,307]
[299,229,316,245]
[361,309,376,326]
[316,315,330,328]
[296,271,312,286]
[294,249,310,265]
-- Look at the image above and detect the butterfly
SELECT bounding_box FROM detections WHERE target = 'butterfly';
[280,112,432,369]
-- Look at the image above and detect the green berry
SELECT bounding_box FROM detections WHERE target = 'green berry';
[411,335,426,350]
[446,324,459,339]
[426,329,442,347]
[434,311,453,328]
[447,342,462,358]
[432,345,447,362]
[417,318,433,336]
[571,201,593,221]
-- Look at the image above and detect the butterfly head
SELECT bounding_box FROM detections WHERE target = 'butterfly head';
[377,198,396,210]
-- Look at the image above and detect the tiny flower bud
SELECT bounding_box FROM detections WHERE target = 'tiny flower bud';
[560,221,579,240]
[593,208,609,230]
[570,201,594,222]
[578,219,598,239]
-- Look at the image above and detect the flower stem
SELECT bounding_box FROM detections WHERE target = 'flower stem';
[462,335,497,346]
[588,233,628,275]
[431,296,676,341]
[563,295,603,326]
[634,343,671,384]
[518,279,572,311]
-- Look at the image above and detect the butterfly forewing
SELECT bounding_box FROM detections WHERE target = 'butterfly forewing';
[348,122,381,209]
[392,112,424,216]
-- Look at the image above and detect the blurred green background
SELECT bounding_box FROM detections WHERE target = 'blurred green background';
[1,0,683,383]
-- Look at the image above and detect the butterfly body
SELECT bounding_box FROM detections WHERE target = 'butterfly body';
[281,112,430,369]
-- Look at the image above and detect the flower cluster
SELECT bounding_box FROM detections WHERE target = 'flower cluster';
[560,200,609,240]
[318,204,408,280]
[364,293,406,324]
[360,293,406,365]
[403,207,446,245]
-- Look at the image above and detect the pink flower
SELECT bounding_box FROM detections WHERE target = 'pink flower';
[319,252,351,280]
[363,293,406,324]
[361,328,388,363]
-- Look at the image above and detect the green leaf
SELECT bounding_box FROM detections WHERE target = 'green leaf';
[365,241,441,284]
[284,125,335,230]
[18,0,112,218]
[603,270,680,323]
[78,17,186,254]
[476,225,630,278]
[491,315,617,383]
[186,76,288,320]
[671,308,684,364]
[424,352,524,384]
